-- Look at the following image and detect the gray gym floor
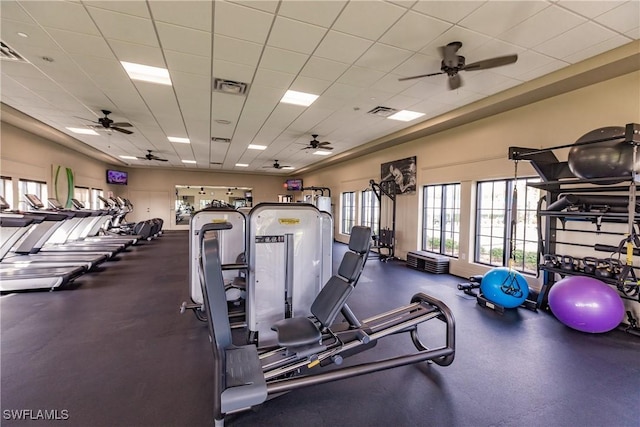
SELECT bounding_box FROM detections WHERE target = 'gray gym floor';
[1,230,638,426]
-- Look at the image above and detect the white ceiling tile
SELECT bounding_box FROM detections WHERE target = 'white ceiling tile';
[278,0,347,28]
[314,31,373,64]
[419,26,493,57]
[0,1,36,24]
[288,106,336,133]
[337,66,386,88]
[211,92,245,125]
[83,1,151,18]
[69,54,132,90]
[214,1,273,44]
[259,46,309,74]
[212,59,255,82]
[556,1,625,19]
[355,43,414,72]
[166,51,211,76]
[333,0,406,41]
[108,40,166,68]
[228,0,279,14]
[497,5,587,49]
[468,39,524,63]
[370,72,421,93]
[148,0,212,31]
[595,1,640,33]
[411,1,483,24]
[322,82,365,101]
[171,70,210,92]
[392,53,442,79]
[1,20,60,53]
[386,0,417,8]
[517,59,569,81]
[156,23,211,57]
[300,56,349,81]
[213,35,263,67]
[290,76,333,94]
[385,93,424,110]
[465,71,521,95]
[458,1,549,38]
[534,21,621,60]
[46,28,114,58]
[267,16,327,54]
[563,34,634,63]
[625,26,640,39]
[20,1,100,35]
[87,6,159,47]
[379,11,453,51]
[252,68,296,89]
[491,49,558,79]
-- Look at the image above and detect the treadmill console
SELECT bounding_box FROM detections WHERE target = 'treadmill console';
[71,198,85,209]
[0,195,10,210]
[48,198,64,210]
[25,194,45,209]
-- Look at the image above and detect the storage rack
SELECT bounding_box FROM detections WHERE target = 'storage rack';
[509,123,640,316]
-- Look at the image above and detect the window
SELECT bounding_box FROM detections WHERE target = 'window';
[475,178,540,274]
[360,189,379,236]
[18,179,47,210]
[74,186,90,208]
[1,176,13,207]
[422,183,461,257]
[91,188,104,210]
[340,192,356,235]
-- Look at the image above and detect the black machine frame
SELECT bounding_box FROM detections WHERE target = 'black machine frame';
[198,222,455,426]
[369,179,397,261]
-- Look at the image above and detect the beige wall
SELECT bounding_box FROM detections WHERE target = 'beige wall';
[0,122,293,227]
[301,71,640,284]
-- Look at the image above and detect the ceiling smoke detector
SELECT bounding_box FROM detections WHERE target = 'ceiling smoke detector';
[367,106,398,118]
[213,78,249,95]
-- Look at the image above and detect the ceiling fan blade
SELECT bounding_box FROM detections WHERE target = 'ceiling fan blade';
[155,158,168,162]
[111,122,132,127]
[463,54,518,72]
[448,74,462,90]
[440,41,463,67]
[398,71,444,81]
[112,126,133,135]
[317,146,333,150]
[317,141,331,146]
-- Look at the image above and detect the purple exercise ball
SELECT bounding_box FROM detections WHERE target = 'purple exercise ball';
[548,276,625,333]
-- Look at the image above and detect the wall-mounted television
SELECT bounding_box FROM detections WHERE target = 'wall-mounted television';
[106,169,128,185]
[284,178,303,191]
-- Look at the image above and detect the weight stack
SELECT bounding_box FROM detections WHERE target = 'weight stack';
[406,251,449,274]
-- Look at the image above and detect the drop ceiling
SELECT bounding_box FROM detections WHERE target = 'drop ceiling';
[1,0,638,174]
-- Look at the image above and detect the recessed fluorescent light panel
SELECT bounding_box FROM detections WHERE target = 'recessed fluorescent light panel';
[247,144,266,150]
[119,155,137,160]
[388,110,425,122]
[181,160,196,164]
[281,166,295,170]
[313,151,331,156]
[280,90,318,107]
[66,127,99,135]
[121,61,172,86]
[168,136,190,144]
[235,163,249,167]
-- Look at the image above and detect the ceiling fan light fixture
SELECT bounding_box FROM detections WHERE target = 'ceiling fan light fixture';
[280,90,318,107]
[247,144,266,150]
[388,110,425,122]
[121,61,172,86]
[66,127,100,135]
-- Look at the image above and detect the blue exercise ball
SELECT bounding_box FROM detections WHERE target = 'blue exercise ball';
[567,126,637,183]
[481,267,529,308]
[548,276,625,333]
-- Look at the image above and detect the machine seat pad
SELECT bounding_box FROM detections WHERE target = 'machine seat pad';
[271,317,322,347]
[221,345,267,413]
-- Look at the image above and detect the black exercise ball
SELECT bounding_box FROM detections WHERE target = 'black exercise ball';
[567,126,635,183]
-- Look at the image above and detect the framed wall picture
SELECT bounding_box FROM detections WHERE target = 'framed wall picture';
[380,156,416,194]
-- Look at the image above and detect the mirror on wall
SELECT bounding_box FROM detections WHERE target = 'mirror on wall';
[175,185,252,225]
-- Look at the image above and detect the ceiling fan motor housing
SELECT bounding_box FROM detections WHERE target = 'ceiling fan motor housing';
[442,55,465,75]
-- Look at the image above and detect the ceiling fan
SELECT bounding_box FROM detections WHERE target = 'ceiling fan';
[263,160,291,170]
[302,134,333,151]
[398,41,518,90]
[81,109,134,134]
[137,150,168,162]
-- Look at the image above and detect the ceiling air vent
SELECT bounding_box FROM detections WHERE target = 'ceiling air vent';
[1,41,28,62]
[367,106,398,118]
[213,78,249,95]
[211,137,231,143]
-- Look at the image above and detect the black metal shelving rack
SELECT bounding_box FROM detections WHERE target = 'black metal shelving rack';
[510,123,640,316]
